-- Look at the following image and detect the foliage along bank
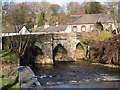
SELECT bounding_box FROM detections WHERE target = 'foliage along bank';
[89,34,120,65]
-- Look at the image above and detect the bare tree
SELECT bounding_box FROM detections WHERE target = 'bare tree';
[39,1,51,14]
[2,2,33,60]
[48,4,63,25]
[67,2,82,15]
[49,4,63,15]
[105,2,119,34]
[2,1,15,33]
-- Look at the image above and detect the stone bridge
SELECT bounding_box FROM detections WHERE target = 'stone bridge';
[2,32,86,65]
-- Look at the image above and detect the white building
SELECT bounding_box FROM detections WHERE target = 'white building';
[19,26,30,34]
[65,14,116,33]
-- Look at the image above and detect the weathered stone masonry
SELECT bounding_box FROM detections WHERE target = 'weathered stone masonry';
[2,33,85,65]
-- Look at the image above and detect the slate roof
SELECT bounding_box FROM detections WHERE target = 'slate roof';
[69,14,114,24]
[33,26,44,32]
[33,25,67,32]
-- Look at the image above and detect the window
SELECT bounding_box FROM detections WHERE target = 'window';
[72,26,77,32]
[81,25,86,32]
[90,25,94,31]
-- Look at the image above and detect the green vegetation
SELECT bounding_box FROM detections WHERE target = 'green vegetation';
[0,52,9,57]
[79,30,113,44]
[85,2,103,14]
[99,31,113,41]
[38,9,46,27]
[1,51,19,77]
[0,76,19,90]
[0,51,18,62]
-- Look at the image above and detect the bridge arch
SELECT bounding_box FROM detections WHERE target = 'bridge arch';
[53,44,68,63]
[75,42,86,60]
[34,46,44,56]
[76,42,86,51]
[33,45,46,64]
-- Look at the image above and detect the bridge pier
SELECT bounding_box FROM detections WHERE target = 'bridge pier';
[34,34,54,65]
[67,45,77,61]
[34,45,54,65]
[68,52,77,61]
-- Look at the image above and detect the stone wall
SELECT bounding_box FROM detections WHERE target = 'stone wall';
[34,34,53,64]
[2,33,86,65]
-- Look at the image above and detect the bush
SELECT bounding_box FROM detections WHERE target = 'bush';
[89,34,120,65]
[99,31,113,41]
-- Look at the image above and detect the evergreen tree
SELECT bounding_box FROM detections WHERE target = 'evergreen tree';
[95,22,103,31]
[38,9,45,27]
[85,2,103,14]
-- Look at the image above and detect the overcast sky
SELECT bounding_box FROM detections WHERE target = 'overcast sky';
[3,0,109,5]
[3,0,120,6]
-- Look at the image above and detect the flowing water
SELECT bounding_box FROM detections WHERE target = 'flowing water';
[32,61,120,89]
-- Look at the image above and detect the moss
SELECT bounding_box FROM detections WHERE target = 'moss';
[0,76,19,90]
[1,51,19,62]
[0,52,9,57]
[11,82,19,89]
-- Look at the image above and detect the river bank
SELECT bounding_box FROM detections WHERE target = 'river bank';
[92,63,120,69]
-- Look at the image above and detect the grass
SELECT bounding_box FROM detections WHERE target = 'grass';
[0,51,9,57]
[0,76,19,90]
[0,51,18,62]
[1,51,19,90]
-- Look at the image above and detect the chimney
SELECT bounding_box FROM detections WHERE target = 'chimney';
[44,22,49,29]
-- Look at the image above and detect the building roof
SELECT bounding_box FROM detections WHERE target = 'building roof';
[33,25,67,33]
[33,26,44,32]
[19,26,30,34]
[69,14,114,24]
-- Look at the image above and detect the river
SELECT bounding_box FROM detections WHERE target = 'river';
[32,60,120,89]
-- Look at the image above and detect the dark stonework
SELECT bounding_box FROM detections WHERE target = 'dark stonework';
[2,32,85,65]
